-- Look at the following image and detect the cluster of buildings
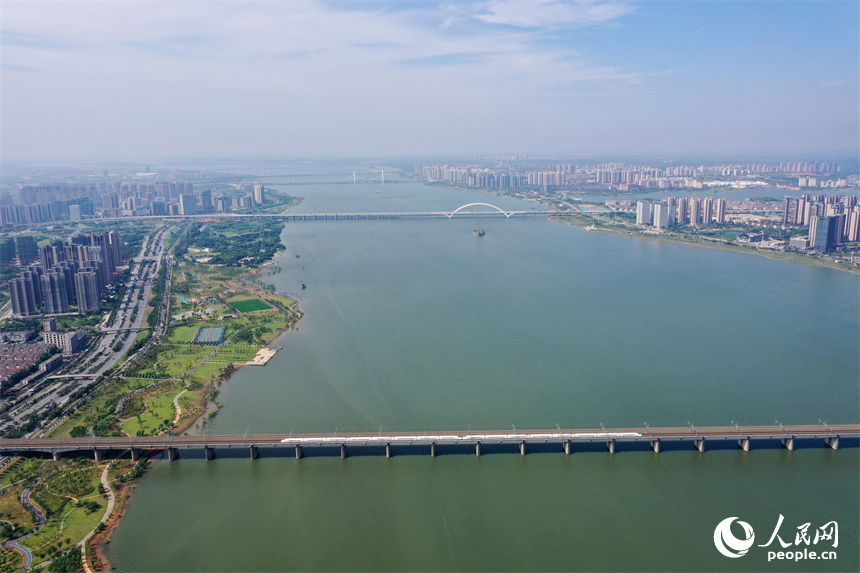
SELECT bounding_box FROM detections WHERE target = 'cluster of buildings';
[0,319,86,394]
[7,230,122,316]
[635,197,728,228]
[0,236,38,266]
[415,163,571,190]
[0,180,268,227]
[634,193,858,252]
[783,195,860,251]
[415,160,851,193]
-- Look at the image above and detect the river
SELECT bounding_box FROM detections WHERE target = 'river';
[105,180,859,571]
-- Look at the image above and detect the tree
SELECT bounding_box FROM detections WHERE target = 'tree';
[70,426,87,438]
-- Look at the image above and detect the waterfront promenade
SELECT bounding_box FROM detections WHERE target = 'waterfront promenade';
[2,424,857,461]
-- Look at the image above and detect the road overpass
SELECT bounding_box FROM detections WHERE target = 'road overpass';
[1,424,856,461]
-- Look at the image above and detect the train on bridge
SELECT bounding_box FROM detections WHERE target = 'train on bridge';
[0,424,856,461]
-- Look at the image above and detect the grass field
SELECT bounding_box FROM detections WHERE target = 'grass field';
[49,379,152,438]
[120,382,183,435]
[229,298,272,313]
[188,362,228,384]
[157,346,214,378]
[20,462,106,564]
[209,345,260,364]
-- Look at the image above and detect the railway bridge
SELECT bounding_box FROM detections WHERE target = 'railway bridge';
[0,424,857,462]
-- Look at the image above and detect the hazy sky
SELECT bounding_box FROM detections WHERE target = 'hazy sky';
[2,1,857,161]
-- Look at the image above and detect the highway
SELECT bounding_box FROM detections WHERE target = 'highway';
[0,223,176,440]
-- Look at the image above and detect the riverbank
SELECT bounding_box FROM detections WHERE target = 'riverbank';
[424,181,858,273]
[84,300,301,570]
[556,215,860,274]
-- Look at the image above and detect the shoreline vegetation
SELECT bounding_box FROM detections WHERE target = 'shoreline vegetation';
[0,218,303,572]
[428,182,859,275]
[3,181,855,571]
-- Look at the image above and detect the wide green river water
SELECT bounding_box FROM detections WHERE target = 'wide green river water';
[105,182,859,571]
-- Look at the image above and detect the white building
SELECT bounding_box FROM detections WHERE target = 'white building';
[652,203,673,229]
[636,201,653,225]
[42,330,86,355]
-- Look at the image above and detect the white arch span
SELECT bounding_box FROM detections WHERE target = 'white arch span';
[447,203,511,219]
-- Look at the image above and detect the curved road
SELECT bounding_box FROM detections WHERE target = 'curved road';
[5,482,46,570]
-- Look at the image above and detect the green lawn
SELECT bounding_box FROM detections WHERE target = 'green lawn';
[187,362,227,384]
[158,346,215,378]
[120,382,183,435]
[21,463,106,565]
[209,345,260,363]
[49,379,151,438]
[230,298,272,313]
[165,324,202,344]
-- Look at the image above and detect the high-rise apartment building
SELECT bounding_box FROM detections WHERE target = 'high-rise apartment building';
[846,206,860,242]
[15,236,38,264]
[253,184,265,205]
[9,276,37,316]
[715,198,727,224]
[200,189,213,212]
[689,197,702,226]
[74,271,100,314]
[676,197,688,224]
[809,216,838,252]
[636,201,653,225]
[41,271,70,314]
[701,197,714,224]
[179,194,198,216]
[652,203,673,228]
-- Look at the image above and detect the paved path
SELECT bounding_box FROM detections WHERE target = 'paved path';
[6,482,46,570]
[172,389,188,425]
[78,464,114,573]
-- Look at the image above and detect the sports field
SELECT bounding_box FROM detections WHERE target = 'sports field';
[230,298,272,313]
[194,326,226,344]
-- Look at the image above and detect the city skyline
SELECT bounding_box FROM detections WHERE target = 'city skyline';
[1,1,857,162]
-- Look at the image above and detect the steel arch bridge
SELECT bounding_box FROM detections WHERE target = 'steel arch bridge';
[446,203,512,219]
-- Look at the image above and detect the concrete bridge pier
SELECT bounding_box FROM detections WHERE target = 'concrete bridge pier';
[341,444,347,459]
[167,447,178,461]
[694,438,706,453]
[825,436,839,450]
[563,441,571,455]
[520,441,526,456]
[249,446,258,460]
[295,445,302,459]
[52,451,62,461]
[650,439,661,454]
[204,447,215,461]
[475,442,481,457]
[430,442,436,457]
[93,449,105,461]
[385,443,392,458]
[781,436,795,451]
[738,437,750,451]
[607,440,616,454]
[131,448,141,461]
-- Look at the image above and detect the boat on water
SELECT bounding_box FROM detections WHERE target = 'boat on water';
[473,230,486,237]
[301,283,307,289]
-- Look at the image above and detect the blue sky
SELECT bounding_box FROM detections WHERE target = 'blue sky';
[1,1,857,161]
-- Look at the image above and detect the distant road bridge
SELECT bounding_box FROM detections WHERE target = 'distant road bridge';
[256,170,404,185]
[95,204,593,224]
[1,424,856,461]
